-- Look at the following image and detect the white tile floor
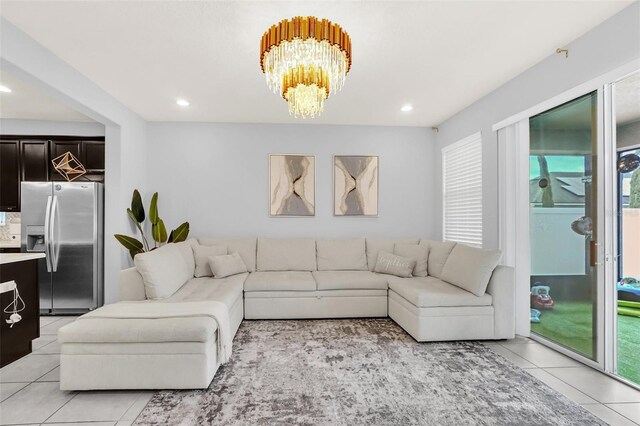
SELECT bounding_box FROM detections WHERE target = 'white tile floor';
[483,339,640,426]
[1,317,639,425]
[0,316,152,426]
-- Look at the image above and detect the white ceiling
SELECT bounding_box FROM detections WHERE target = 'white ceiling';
[0,70,93,122]
[0,1,633,127]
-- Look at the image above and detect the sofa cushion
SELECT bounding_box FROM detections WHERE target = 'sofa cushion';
[192,244,227,277]
[198,238,257,272]
[134,240,195,300]
[257,238,317,271]
[388,276,492,308]
[209,252,248,278]
[422,239,456,279]
[59,316,216,344]
[441,244,502,297]
[165,273,247,308]
[244,271,316,292]
[373,252,416,278]
[312,271,387,290]
[316,238,368,271]
[365,238,420,271]
[394,243,429,277]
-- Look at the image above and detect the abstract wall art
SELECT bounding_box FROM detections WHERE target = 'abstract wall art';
[269,154,315,216]
[334,155,378,216]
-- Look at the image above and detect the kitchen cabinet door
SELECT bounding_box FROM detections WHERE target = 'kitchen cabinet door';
[82,141,105,172]
[20,140,49,182]
[0,140,21,211]
[49,140,82,181]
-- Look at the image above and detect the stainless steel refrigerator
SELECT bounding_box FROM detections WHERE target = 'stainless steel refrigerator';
[21,182,104,314]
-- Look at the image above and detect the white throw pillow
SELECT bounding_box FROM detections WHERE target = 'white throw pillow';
[373,251,416,278]
[134,242,194,299]
[316,238,368,271]
[424,240,456,279]
[394,243,429,277]
[440,244,502,297]
[192,244,227,277]
[209,252,248,278]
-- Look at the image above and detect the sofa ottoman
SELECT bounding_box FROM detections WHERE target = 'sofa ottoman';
[59,315,220,390]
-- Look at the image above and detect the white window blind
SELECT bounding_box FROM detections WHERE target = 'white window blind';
[442,132,483,248]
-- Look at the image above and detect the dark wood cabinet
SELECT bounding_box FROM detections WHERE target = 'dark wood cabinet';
[49,140,82,181]
[50,140,105,180]
[21,140,49,182]
[83,141,106,172]
[0,258,40,367]
[0,141,21,211]
[0,136,105,211]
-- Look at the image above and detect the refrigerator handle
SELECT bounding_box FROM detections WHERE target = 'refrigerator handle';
[50,195,60,272]
[44,195,53,273]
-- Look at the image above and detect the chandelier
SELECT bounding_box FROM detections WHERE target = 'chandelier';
[260,16,352,119]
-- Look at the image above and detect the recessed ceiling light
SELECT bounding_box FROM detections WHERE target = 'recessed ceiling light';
[0,85,12,93]
[400,105,413,112]
[176,99,190,107]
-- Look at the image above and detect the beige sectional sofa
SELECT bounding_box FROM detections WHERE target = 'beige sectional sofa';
[58,237,514,390]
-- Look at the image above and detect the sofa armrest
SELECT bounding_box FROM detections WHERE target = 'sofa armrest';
[486,265,515,339]
[119,267,146,301]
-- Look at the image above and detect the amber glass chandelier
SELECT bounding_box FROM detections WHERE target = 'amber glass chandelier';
[260,16,352,119]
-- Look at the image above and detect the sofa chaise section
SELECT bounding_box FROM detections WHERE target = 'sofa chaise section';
[58,240,244,390]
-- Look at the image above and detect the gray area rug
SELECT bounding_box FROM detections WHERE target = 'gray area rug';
[135,319,605,425]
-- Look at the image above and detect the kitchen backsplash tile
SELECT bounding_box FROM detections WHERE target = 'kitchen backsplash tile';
[0,212,21,246]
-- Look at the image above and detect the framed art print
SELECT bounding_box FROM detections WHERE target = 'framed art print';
[334,155,378,216]
[269,154,315,216]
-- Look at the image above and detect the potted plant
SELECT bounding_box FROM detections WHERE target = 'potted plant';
[115,189,189,258]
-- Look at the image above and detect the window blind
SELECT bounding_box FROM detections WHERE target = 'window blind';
[442,132,483,248]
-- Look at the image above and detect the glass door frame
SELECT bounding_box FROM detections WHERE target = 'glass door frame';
[603,74,640,390]
[527,86,607,372]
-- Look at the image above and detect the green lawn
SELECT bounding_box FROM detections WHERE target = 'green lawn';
[531,302,640,384]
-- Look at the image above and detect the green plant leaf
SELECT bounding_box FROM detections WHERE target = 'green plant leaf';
[114,234,144,251]
[126,208,138,224]
[128,248,144,260]
[149,192,159,225]
[152,218,168,243]
[130,189,145,223]
[168,222,189,243]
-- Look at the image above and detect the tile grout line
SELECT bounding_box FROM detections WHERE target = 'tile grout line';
[603,403,640,426]
[40,390,79,425]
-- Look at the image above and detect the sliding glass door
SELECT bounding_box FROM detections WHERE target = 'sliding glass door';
[529,92,601,360]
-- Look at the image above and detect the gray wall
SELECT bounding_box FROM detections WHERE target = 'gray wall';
[1,18,149,304]
[0,118,105,136]
[147,122,437,240]
[434,2,640,249]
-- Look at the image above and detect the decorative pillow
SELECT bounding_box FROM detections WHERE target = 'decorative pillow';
[394,243,429,277]
[316,238,368,271]
[134,242,194,300]
[423,240,456,279]
[198,238,257,272]
[373,251,416,278]
[192,244,227,277]
[440,244,502,297]
[209,252,248,278]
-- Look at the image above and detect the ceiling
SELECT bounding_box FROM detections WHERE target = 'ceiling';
[0,70,93,122]
[0,1,633,127]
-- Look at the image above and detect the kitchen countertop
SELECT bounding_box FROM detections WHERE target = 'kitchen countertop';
[0,253,46,265]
